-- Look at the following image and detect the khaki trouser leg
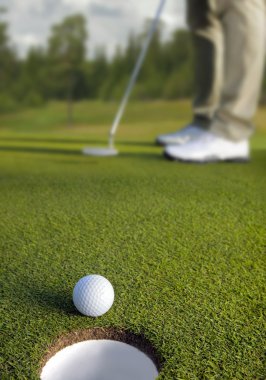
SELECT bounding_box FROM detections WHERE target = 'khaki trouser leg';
[211,0,266,141]
[187,0,266,141]
[187,0,224,122]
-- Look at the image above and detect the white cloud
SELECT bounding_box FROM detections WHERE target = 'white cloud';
[0,0,186,58]
[12,34,40,51]
[89,3,124,18]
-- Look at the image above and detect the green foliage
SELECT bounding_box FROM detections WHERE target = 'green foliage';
[12,48,48,106]
[22,90,45,107]
[0,16,18,96]
[95,25,195,101]
[47,14,87,99]
[0,93,17,113]
[48,14,87,65]
[86,48,109,99]
[2,10,266,108]
[46,14,88,126]
[0,14,199,106]
[163,63,194,99]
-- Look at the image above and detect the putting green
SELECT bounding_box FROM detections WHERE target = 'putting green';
[0,101,266,379]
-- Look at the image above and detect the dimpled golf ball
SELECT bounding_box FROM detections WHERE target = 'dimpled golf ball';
[73,275,114,317]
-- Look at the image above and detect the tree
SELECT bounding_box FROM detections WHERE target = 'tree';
[87,47,109,99]
[13,47,48,107]
[162,30,194,99]
[47,14,87,126]
[100,46,125,100]
[137,21,164,99]
[0,8,18,112]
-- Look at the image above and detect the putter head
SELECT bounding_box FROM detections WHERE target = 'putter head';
[82,147,118,157]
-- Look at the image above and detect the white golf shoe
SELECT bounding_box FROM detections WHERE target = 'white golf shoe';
[156,124,205,146]
[164,130,250,163]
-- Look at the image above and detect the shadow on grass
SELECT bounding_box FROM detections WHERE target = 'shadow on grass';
[3,145,265,164]
[22,283,78,315]
[0,145,81,155]
[120,152,163,161]
[0,145,163,161]
[0,136,155,147]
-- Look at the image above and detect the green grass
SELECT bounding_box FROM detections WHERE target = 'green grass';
[0,101,266,379]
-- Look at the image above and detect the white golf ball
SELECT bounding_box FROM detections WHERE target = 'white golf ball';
[73,275,114,317]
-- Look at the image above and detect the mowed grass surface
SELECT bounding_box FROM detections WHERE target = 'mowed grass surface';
[0,101,266,379]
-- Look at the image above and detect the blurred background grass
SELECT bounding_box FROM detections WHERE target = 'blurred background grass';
[0,100,266,152]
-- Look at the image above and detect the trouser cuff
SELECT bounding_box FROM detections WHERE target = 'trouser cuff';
[210,112,254,141]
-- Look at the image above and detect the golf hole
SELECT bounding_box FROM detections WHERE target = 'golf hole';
[40,328,160,380]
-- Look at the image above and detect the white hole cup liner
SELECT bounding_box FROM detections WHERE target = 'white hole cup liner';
[40,340,159,380]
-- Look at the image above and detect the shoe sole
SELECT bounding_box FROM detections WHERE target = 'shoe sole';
[164,151,250,163]
[155,139,183,147]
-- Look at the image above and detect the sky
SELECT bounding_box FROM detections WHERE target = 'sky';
[0,0,186,58]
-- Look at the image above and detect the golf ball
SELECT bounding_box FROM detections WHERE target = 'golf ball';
[73,275,114,317]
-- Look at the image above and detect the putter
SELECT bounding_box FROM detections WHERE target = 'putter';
[83,0,167,157]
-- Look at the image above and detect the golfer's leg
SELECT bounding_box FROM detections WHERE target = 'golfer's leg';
[187,0,224,125]
[211,0,266,141]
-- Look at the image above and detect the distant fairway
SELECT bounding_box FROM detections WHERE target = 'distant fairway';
[1,101,266,379]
